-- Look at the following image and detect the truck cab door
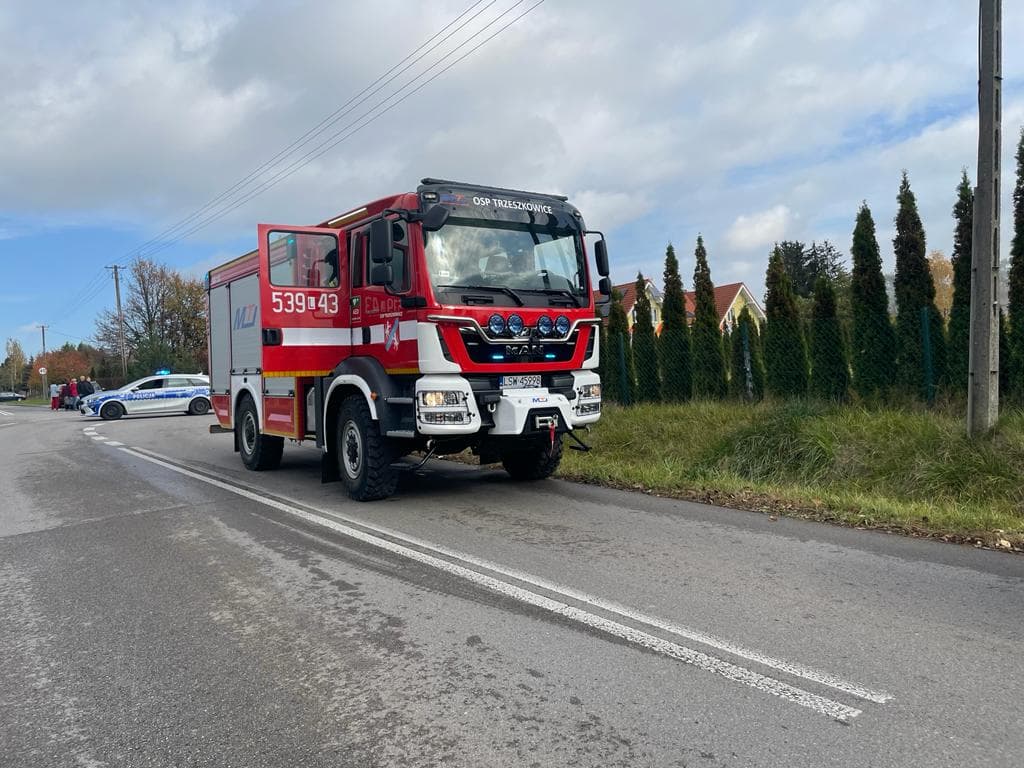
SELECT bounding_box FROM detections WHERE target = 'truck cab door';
[257,224,348,377]
[347,219,416,373]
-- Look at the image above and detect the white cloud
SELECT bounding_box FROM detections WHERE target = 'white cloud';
[725,206,793,250]
[570,190,652,233]
[0,0,1022,299]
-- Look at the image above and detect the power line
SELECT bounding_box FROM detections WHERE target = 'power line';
[60,268,109,317]
[61,275,112,320]
[47,328,98,344]
[136,0,545,259]
[125,0,497,261]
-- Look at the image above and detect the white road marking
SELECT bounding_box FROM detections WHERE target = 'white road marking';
[0,409,13,416]
[0,422,16,428]
[395,542,894,704]
[91,436,107,441]
[119,446,875,722]
[105,441,123,447]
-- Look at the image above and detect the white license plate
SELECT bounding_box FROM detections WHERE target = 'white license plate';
[500,374,542,389]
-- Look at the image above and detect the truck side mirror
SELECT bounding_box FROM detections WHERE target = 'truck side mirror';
[594,239,609,277]
[421,204,450,232]
[370,218,393,264]
[599,276,612,296]
[370,263,394,286]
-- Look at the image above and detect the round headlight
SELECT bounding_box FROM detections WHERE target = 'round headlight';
[554,315,571,336]
[507,314,524,335]
[537,315,553,336]
[488,313,506,335]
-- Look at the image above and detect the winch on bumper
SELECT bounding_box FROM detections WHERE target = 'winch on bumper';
[414,371,601,436]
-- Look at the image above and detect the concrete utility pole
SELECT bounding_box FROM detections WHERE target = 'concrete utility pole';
[107,265,128,382]
[968,0,1002,437]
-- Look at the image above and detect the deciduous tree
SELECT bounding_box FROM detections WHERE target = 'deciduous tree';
[94,257,208,377]
[27,346,91,391]
[928,250,953,321]
[2,338,27,391]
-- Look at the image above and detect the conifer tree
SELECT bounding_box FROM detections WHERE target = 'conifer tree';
[691,236,727,398]
[1000,308,1011,400]
[729,306,765,401]
[596,321,608,386]
[659,243,692,401]
[893,172,947,401]
[604,289,635,404]
[850,202,895,398]
[947,171,974,394]
[631,273,661,402]
[764,245,809,397]
[1008,127,1024,404]
[810,276,850,401]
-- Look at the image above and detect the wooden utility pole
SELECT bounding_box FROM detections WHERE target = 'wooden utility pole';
[107,265,128,382]
[967,0,1002,436]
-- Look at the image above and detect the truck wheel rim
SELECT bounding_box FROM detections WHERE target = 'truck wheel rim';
[242,412,257,455]
[343,420,362,479]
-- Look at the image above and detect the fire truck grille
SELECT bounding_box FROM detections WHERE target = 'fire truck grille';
[459,328,578,364]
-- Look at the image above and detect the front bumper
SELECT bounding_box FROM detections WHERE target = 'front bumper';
[414,371,601,436]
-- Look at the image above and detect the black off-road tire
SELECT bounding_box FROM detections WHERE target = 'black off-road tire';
[188,397,211,416]
[237,396,283,471]
[500,436,563,481]
[100,401,124,421]
[336,395,398,501]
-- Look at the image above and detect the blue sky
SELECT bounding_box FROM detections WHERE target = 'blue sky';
[2,0,1023,358]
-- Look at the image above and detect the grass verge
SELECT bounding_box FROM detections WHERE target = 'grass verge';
[558,400,1024,551]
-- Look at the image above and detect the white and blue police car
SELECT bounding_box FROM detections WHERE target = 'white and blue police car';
[80,373,211,420]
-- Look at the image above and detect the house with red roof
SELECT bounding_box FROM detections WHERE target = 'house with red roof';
[596,280,765,334]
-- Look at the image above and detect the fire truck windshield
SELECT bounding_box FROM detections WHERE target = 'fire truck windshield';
[424,219,586,306]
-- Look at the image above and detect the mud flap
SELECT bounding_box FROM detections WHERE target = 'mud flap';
[321,450,340,484]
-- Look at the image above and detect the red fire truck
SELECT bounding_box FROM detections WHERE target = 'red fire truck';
[206,178,611,500]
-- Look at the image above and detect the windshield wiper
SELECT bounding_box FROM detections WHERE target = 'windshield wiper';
[435,284,525,306]
[522,287,582,307]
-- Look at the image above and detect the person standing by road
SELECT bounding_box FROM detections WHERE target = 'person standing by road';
[67,377,78,411]
[78,376,93,400]
[49,382,59,410]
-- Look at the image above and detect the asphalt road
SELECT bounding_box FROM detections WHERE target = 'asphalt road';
[1,403,1022,767]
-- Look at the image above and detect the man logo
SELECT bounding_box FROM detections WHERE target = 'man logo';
[233,304,258,330]
[506,344,543,357]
